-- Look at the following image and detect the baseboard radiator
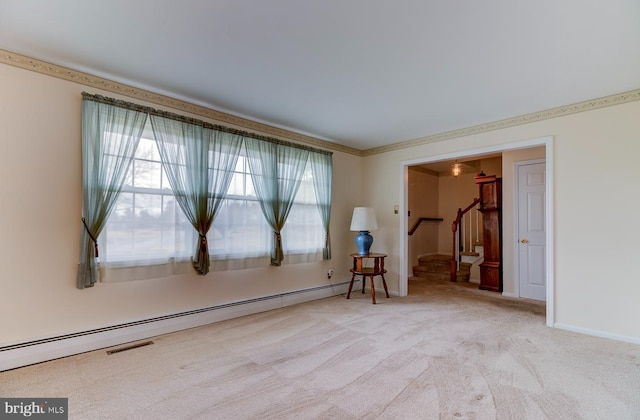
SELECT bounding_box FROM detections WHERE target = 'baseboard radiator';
[0,281,349,372]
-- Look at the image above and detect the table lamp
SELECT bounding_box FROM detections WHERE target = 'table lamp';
[350,207,378,255]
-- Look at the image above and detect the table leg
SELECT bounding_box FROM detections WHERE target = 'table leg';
[381,274,390,298]
[361,275,366,294]
[370,275,377,304]
[346,272,356,299]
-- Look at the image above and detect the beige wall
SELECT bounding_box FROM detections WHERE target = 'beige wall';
[363,100,640,342]
[0,63,362,344]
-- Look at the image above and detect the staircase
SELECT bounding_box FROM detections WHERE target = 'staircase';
[413,254,472,282]
[411,194,485,284]
[409,191,486,285]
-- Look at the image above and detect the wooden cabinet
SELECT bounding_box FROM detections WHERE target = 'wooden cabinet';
[476,175,502,292]
[478,175,501,210]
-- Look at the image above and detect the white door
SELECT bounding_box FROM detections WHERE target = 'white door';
[517,162,546,301]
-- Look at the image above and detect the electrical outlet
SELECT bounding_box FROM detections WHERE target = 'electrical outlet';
[327,268,334,278]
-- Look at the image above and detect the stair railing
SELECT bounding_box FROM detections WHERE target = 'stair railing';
[450,198,480,282]
[408,217,444,236]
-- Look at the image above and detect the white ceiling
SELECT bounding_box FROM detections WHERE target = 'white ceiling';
[1,0,639,151]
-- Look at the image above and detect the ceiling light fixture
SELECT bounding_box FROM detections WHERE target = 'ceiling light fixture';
[452,161,462,177]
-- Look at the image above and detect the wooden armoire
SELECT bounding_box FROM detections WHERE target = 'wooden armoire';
[476,174,502,292]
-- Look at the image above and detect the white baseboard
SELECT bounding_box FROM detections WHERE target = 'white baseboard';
[0,282,350,372]
[501,291,517,298]
[554,323,640,346]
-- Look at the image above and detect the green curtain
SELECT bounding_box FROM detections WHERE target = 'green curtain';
[245,138,309,266]
[150,115,242,275]
[309,151,333,260]
[78,97,147,288]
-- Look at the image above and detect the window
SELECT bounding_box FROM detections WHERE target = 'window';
[101,135,324,276]
[80,93,332,286]
[207,154,271,259]
[102,137,194,266]
[280,163,324,254]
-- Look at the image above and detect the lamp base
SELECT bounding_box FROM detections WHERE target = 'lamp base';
[354,231,373,255]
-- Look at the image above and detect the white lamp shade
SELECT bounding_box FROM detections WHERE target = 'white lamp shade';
[350,207,378,231]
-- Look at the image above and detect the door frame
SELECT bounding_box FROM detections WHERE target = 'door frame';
[513,158,546,300]
[399,135,555,327]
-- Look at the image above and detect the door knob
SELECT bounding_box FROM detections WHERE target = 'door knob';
[520,239,529,244]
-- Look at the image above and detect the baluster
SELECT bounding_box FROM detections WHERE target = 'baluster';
[462,214,465,253]
[468,211,471,252]
[476,205,479,247]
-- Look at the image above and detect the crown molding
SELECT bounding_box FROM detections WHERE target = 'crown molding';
[0,48,363,157]
[362,88,640,156]
[2,48,638,159]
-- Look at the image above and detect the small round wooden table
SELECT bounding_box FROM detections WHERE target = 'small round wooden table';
[347,253,389,304]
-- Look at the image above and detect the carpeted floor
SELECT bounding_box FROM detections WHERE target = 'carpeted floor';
[2,278,640,419]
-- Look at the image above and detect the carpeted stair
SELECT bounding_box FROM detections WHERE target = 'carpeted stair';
[413,254,472,282]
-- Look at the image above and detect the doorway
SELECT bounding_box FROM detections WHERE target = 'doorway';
[399,136,554,326]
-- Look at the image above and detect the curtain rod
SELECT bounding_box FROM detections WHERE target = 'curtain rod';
[82,92,333,155]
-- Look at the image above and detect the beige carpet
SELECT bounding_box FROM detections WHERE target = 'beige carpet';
[2,278,640,419]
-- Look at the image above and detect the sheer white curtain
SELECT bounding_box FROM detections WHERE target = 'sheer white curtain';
[244,138,309,266]
[309,150,333,260]
[78,94,147,288]
[86,94,330,280]
[150,114,243,275]
[100,135,195,282]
